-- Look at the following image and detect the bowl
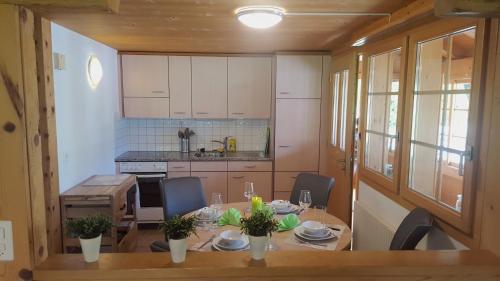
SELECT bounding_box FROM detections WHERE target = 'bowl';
[271,200,290,211]
[219,230,243,246]
[301,220,325,235]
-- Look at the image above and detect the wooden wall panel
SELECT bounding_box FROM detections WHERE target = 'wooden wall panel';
[34,15,62,254]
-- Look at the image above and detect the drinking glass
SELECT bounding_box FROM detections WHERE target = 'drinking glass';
[299,190,312,211]
[211,192,223,212]
[243,182,255,211]
[315,205,327,228]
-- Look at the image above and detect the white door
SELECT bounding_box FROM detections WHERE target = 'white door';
[276,55,323,99]
[275,99,321,171]
[191,56,228,119]
[169,56,191,118]
[228,57,272,119]
[122,55,169,98]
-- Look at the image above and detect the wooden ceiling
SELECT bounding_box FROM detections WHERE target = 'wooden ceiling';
[23,0,415,53]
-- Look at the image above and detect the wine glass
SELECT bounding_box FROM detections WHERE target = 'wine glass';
[243,182,255,211]
[210,192,223,212]
[299,190,312,212]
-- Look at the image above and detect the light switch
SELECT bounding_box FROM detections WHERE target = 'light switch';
[0,221,14,261]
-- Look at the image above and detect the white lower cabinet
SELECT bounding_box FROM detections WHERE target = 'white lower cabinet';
[228,172,272,203]
[191,171,228,203]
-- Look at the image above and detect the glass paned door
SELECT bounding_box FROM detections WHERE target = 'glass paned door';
[408,27,476,212]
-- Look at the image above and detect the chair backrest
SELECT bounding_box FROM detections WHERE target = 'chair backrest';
[160,177,207,220]
[289,173,335,207]
[389,207,433,250]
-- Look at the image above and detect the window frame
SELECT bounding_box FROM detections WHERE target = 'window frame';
[359,36,408,194]
[400,19,484,233]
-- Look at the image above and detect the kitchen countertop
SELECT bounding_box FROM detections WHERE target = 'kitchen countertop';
[114,151,272,162]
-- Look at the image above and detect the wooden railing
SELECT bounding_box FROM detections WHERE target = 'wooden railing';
[34,250,500,281]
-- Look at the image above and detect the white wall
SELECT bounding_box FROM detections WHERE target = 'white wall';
[353,181,467,250]
[52,23,119,193]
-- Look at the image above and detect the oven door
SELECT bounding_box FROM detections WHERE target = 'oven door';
[136,173,166,208]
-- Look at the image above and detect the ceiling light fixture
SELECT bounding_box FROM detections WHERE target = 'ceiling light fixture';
[235,6,285,29]
[352,37,367,47]
[235,6,390,30]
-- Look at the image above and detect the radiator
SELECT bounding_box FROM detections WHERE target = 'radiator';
[352,200,396,250]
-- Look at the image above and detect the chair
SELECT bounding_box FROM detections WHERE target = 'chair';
[289,173,335,207]
[389,207,433,250]
[160,177,207,220]
[150,177,207,252]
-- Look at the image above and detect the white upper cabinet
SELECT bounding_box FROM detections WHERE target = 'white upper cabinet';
[276,55,322,99]
[169,56,191,118]
[191,56,228,119]
[122,55,169,98]
[228,57,272,119]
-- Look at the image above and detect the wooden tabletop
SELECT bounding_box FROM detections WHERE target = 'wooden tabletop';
[185,202,351,251]
[61,174,136,197]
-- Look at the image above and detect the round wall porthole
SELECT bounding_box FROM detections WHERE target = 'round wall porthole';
[87,55,103,89]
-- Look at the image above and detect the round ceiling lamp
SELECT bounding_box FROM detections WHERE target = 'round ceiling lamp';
[235,6,285,29]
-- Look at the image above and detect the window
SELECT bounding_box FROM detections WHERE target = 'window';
[331,70,349,151]
[339,70,349,151]
[408,27,475,213]
[331,72,340,146]
[364,49,401,179]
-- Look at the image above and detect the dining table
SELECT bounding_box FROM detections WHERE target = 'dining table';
[184,202,352,252]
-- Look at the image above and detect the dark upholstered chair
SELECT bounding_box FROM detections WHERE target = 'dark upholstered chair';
[289,173,335,207]
[160,177,207,220]
[389,207,433,250]
[150,177,207,252]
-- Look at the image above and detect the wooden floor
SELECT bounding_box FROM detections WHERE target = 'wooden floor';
[135,229,163,252]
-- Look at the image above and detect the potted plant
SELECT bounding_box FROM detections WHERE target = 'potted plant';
[66,214,112,263]
[240,208,278,260]
[159,215,197,263]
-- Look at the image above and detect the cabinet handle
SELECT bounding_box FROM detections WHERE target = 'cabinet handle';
[279,145,291,148]
[196,112,209,115]
[173,112,186,115]
[232,176,245,179]
[244,165,256,168]
[279,92,290,95]
[119,203,126,211]
[291,177,297,179]
[198,176,209,179]
[151,90,165,93]
[172,166,185,169]
[231,112,245,115]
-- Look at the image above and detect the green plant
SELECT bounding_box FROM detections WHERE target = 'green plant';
[66,214,112,239]
[240,207,278,237]
[159,215,198,240]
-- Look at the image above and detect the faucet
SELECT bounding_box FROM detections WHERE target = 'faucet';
[211,137,228,155]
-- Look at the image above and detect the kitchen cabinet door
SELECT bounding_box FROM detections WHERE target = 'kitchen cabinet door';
[123,97,169,118]
[191,57,228,119]
[276,55,322,99]
[191,172,228,203]
[228,172,272,203]
[228,57,272,119]
[168,172,190,178]
[169,56,191,118]
[275,99,320,171]
[122,55,169,98]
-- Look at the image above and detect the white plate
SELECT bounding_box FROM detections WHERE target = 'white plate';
[294,226,336,241]
[275,204,300,214]
[212,235,249,251]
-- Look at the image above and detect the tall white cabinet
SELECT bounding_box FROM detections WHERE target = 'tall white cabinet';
[274,55,324,199]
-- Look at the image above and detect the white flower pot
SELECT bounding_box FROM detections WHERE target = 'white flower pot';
[169,238,187,263]
[248,235,269,260]
[79,234,102,263]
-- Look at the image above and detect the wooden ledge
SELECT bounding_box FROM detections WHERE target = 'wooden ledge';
[34,250,500,281]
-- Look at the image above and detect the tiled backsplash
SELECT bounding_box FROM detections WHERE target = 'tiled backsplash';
[115,119,269,156]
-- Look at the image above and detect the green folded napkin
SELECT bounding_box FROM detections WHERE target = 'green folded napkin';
[218,208,241,226]
[278,214,301,232]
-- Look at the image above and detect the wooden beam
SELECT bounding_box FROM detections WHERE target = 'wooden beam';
[34,251,500,281]
[19,5,49,266]
[0,3,36,280]
[0,0,120,13]
[34,14,62,254]
[435,0,500,17]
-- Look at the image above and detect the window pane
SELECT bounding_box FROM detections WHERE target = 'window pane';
[409,27,476,213]
[331,72,341,146]
[339,70,349,151]
[364,49,401,179]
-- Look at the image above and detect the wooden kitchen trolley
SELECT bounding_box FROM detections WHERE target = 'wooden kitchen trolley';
[60,175,138,253]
